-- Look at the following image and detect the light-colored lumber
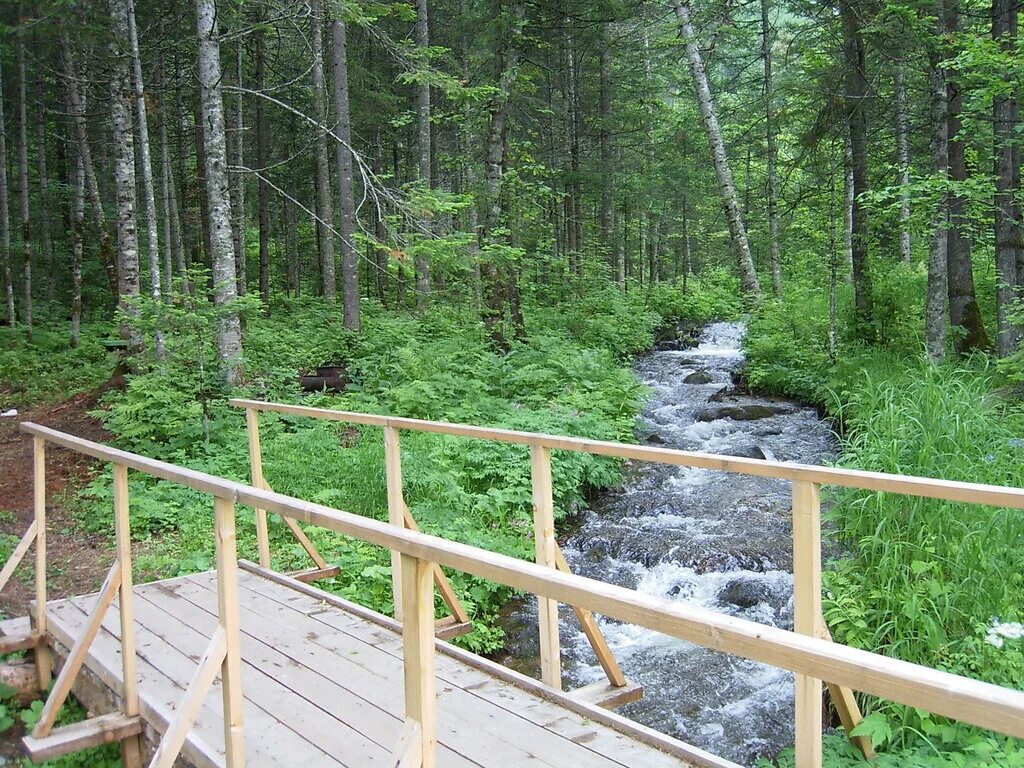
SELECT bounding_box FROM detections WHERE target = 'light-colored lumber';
[433,616,473,641]
[389,718,423,768]
[568,679,644,709]
[113,463,143,768]
[245,407,273,568]
[402,505,470,625]
[0,630,40,655]
[214,495,245,768]
[23,712,142,762]
[32,436,51,689]
[793,480,822,768]
[819,623,874,760]
[400,554,437,768]
[530,445,561,690]
[147,627,226,768]
[0,519,37,593]
[553,546,627,688]
[226,399,1024,510]
[288,565,342,583]
[33,561,122,739]
[23,421,1024,743]
[384,427,406,621]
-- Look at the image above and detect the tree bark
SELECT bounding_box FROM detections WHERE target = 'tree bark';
[60,33,118,302]
[415,0,432,306]
[672,1,761,299]
[945,0,989,354]
[481,2,526,349]
[330,18,361,331]
[993,0,1021,356]
[926,27,949,363]
[230,43,247,296]
[310,0,336,301]
[895,62,913,263]
[600,24,614,260]
[0,53,14,327]
[761,0,782,296]
[124,0,165,359]
[70,140,84,348]
[255,16,270,310]
[196,0,243,383]
[843,128,854,279]
[839,0,874,338]
[17,37,31,341]
[36,115,53,305]
[109,0,141,349]
[158,69,185,293]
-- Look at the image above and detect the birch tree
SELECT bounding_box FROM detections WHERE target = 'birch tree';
[0,53,14,327]
[926,9,949,363]
[671,0,761,300]
[895,62,912,264]
[196,0,243,382]
[310,0,336,301]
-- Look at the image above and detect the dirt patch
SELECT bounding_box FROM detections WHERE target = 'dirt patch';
[0,377,123,619]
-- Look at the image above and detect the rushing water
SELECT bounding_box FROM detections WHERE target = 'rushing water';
[498,322,839,766]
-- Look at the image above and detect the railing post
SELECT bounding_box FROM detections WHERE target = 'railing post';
[214,495,245,767]
[383,427,406,621]
[244,408,272,568]
[793,480,823,768]
[112,464,142,768]
[33,436,51,689]
[400,553,437,768]
[530,445,561,690]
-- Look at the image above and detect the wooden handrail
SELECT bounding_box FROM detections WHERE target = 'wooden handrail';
[18,422,1024,748]
[229,398,1024,510]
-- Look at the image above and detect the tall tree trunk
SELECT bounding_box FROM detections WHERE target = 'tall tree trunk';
[70,140,84,348]
[993,0,1021,356]
[330,18,360,331]
[564,24,581,278]
[255,18,270,310]
[843,129,854,278]
[158,70,186,292]
[310,0,336,301]
[194,102,213,269]
[175,61,200,274]
[839,0,874,337]
[125,0,165,359]
[109,0,141,349]
[600,25,613,259]
[926,25,949,362]
[895,62,913,263]
[0,53,14,327]
[481,2,526,349]
[60,33,118,302]
[945,0,989,354]
[672,0,761,299]
[761,0,782,296]
[17,37,32,341]
[415,0,432,307]
[36,115,54,305]
[230,44,247,296]
[196,0,243,383]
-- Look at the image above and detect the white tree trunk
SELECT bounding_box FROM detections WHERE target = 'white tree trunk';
[895,62,912,263]
[196,0,244,382]
[672,1,761,299]
[125,0,164,359]
[109,0,141,349]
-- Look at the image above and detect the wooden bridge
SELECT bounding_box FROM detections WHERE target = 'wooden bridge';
[1,400,1023,768]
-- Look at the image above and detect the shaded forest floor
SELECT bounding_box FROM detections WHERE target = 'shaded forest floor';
[0,378,123,619]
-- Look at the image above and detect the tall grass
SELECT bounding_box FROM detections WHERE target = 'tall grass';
[823,361,1024,740]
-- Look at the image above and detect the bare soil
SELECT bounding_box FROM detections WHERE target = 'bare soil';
[0,378,123,619]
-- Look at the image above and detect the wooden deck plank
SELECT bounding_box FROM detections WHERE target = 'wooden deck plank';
[214,570,687,768]
[46,568,702,768]
[63,589,343,768]
[177,573,574,767]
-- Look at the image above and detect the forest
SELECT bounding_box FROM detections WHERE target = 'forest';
[0,0,1022,765]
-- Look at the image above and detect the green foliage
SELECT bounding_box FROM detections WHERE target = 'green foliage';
[0,320,115,409]
[763,731,1024,768]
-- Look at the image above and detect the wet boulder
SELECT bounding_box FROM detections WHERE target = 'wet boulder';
[683,370,716,385]
[718,579,771,609]
[694,404,790,422]
[721,445,769,461]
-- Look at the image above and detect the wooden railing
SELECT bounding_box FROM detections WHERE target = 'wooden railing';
[7,416,1024,768]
